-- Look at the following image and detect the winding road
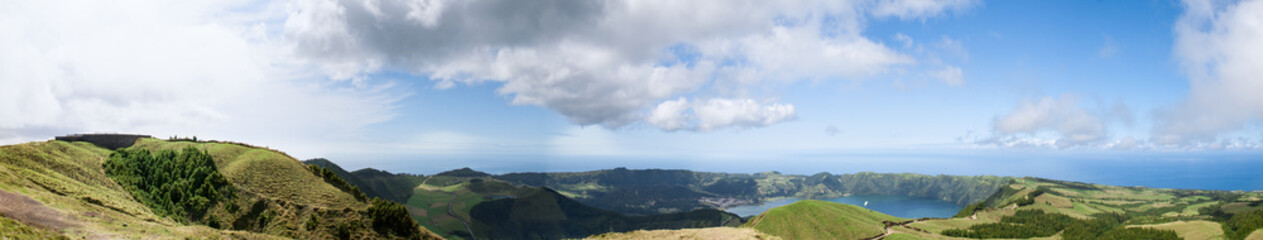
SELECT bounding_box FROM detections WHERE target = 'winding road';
[421,175,478,240]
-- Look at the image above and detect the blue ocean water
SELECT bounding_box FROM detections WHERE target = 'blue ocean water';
[725,195,961,218]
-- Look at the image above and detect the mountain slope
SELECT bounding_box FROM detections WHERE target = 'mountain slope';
[304,158,377,198]
[743,200,903,239]
[0,138,443,239]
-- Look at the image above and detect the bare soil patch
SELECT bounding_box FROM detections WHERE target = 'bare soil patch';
[0,189,77,229]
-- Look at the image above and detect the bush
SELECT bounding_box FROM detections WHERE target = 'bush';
[306,214,320,231]
[367,198,421,238]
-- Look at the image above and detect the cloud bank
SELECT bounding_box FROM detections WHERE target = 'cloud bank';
[0,0,400,153]
[283,0,974,131]
[1155,0,1263,146]
[983,95,1131,149]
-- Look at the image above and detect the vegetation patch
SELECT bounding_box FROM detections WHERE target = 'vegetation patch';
[942,209,1179,239]
[0,214,67,240]
[103,147,235,224]
[1225,210,1263,240]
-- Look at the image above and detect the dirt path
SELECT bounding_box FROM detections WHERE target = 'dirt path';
[446,192,477,240]
[0,189,77,229]
[865,218,942,240]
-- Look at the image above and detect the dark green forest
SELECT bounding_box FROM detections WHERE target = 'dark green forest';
[103,146,234,224]
[1225,209,1263,240]
[942,210,1179,240]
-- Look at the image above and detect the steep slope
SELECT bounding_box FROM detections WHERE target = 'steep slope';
[742,200,903,239]
[0,138,443,239]
[303,159,429,204]
[351,168,428,204]
[304,158,377,198]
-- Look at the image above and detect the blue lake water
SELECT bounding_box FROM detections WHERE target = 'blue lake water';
[725,195,961,219]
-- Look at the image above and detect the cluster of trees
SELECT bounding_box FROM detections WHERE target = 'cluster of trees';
[366,197,424,239]
[307,165,368,201]
[942,210,1178,239]
[1224,209,1263,240]
[103,147,234,223]
[943,209,1076,238]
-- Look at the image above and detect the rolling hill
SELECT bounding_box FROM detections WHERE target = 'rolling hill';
[0,136,443,239]
[743,200,904,239]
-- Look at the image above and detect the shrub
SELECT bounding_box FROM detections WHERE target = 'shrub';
[367,197,421,238]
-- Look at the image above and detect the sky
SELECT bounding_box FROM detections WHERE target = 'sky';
[3,0,1263,176]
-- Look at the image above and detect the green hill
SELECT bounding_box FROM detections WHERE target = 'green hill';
[0,138,443,239]
[743,200,903,240]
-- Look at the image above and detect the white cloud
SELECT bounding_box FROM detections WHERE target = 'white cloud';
[282,0,973,131]
[990,95,1109,148]
[932,66,965,86]
[693,98,797,131]
[1155,0,1263,146]
[0,0,400,154]
[647,98,692,131]
[871,0,978,20]
[647,98,797,131]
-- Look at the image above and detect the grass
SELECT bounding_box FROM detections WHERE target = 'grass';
[1223,202,1263,214]
[408,181,483,240]
[1248,229,1263,240]
[585,227,781,240]
[0,214,66,240]
[1130,220,1225,240]
[742,200,904,240]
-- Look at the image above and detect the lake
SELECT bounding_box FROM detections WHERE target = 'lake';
[724,195,962,219]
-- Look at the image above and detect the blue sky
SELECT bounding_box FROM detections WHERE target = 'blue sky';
[3,0,1263,176]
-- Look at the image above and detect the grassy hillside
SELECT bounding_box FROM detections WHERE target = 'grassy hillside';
[0,138,443,239]
[743,200,903,239]
[585,227,782,240]
[130,139,362,210]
